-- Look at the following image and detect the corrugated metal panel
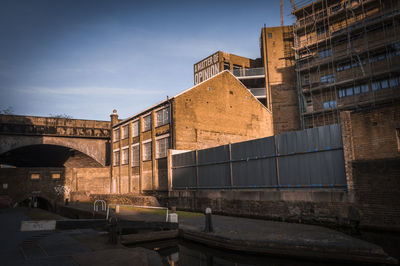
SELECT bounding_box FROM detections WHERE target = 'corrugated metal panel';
[278,149,346,186]
[231,136,275,159]
[171,124,346,189]
[232,158,277,187]
[172,151,196,188]
[198,145,230,188]
[276,124,342,155]
[198,164,230,188]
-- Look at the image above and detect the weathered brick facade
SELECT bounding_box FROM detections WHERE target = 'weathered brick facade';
[111,71,274,194]
[0,167,110,206]
[340,103,400,229]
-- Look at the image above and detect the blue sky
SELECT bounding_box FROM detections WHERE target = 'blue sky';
[0,0,295,120]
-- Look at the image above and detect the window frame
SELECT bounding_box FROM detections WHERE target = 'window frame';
[30,173,40,180]
[142,114,152,132]
[113,150,120,166]
[51,172,61,179]
[320,74,334,84]
[142,140,152,161]
[121,147,129,165]
[113,128,120,142]
[132,121,139,137]
[156,135,170,159]
[156,107,170,127]
[131,143,140,167]
[122,125,129,139]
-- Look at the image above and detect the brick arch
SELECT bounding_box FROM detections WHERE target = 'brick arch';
[0,135,108,166]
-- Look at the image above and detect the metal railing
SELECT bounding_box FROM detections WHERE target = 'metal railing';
[93,200,107,212]
[248,88,267,98]
[231,67,265,78]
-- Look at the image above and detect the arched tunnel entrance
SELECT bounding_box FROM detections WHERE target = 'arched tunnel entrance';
[0,144,103,168]
[20,196,53,211]
[0,144,109,210]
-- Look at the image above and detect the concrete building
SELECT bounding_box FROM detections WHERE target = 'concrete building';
[110,71,274,194]
[292,0,400,128]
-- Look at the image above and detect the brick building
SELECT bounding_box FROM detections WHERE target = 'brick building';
[292,0,400,128]
[193,26,300,134]
[110,71,274,194]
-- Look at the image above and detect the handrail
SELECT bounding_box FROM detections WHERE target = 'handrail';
[93,200,107,212]
[106,204,169,222]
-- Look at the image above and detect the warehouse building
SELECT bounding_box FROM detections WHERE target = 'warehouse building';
[194,26,300,134]
[110,71,274,194]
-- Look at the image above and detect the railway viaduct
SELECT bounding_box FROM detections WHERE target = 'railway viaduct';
[0,114,112,208]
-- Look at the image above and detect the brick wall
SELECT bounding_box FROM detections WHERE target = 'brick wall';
[340,104,400,230]
[0,167,110,204]
[174,71,274,150]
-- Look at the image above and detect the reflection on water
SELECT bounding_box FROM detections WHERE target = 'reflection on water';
[132,239,373,266]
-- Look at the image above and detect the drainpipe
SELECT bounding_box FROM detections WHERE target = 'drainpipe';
[110,110,119,194]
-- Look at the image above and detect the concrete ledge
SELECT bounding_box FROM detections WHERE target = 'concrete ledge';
[120,230,179,245]
[56,219,108,230]
[181,229,398,265]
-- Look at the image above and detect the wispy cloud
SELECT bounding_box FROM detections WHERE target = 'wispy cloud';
[15,86,165,96]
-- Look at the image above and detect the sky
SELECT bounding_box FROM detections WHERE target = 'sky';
[0,0,295,121]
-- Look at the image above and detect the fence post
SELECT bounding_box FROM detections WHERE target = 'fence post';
[195,150,199,189]
[274,135,281,188]
[229,143,233,188]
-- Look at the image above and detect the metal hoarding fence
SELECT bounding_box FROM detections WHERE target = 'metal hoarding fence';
[172,124,346,189]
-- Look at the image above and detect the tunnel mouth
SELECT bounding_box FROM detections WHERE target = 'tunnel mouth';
[0,144,103,167]
[19,196,53,211]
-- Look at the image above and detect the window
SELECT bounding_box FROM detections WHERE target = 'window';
[389,77,400,87]
[320,74,334,84]
[143,141,152,161]
[121,148,129,165]
[336,61,351,72]
[331,4,341,13]
[339,83,369,98]
[132,144,139,167]
[361,84,369,93]
[122,125,129,139]
[318,49,332,59]
[323,100,337,109]
[346,87,353,96]
[51,173,61,179]
[223,62,230,70]
[132,121,139,137]
[113,129,120,141]
[156,137,169,159]
[143,115,152,131]
[156,107,170,127]
[372,77,399,91]
[268,33,272,38]
[30,173,40,180]
[302,74,310,86]
[113,151,120,166]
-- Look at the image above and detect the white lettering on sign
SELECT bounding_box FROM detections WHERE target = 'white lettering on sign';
[194,53,219,72]
[21,220,56,231]
[194,52,220,84]
[194,63,220,85]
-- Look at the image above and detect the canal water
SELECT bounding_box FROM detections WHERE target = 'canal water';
[130,238,379,266]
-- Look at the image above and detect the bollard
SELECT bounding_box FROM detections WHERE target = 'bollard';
[115,205,120,214]
[168,213,178,223]
[108,216,119,244]
[204,207,213,232]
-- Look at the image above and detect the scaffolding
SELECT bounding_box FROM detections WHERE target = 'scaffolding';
[292,0,400,128]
